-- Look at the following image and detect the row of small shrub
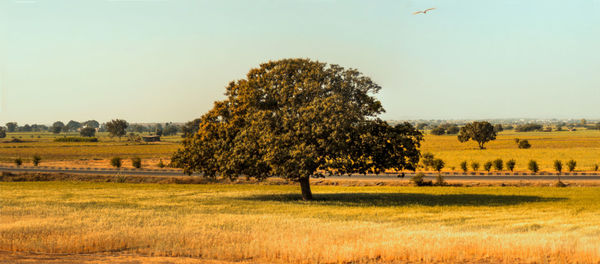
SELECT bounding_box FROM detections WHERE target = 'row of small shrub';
[13,155,42,167]
[110,157,166,169]
[458,159,590,173]
[54,137,98,142]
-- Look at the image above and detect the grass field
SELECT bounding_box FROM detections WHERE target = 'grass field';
[1,182,599,263]
[421,129,600,172]
[0,132,180,168]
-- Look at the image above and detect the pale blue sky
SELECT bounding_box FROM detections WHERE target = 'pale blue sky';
[1,0,600,124]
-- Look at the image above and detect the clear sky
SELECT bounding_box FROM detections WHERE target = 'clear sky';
[1,0,600,124]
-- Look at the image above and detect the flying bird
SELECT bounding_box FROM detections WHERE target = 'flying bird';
[413,8,436,15]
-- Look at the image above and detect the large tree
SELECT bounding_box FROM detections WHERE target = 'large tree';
[65,120,82,132]
[5,122,17,133]
[457,121,497,149]
[51,121,65,134]
[106,119,128,140]
[172,58,423,200]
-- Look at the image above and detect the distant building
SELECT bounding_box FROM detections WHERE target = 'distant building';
[142,135,161,142]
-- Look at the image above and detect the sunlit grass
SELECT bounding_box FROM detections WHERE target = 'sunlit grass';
[1,182,599,263]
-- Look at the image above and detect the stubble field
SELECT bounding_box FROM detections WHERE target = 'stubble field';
[1,182,599,263]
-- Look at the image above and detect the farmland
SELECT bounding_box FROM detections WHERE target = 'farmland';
[0,130,599,172]
[1,182,599,263]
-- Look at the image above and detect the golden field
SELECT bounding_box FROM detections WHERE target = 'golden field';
[421,129,600,172]
[1,182,599,263]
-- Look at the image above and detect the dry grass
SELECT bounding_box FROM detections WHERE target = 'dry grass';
[1,182,599,263]
[422,129,600,172]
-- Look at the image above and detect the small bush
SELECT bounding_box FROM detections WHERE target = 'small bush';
[110,157,122,169]
[518,140,531,149]
[483,161,493,172]
[157,159,165,168]
[471,161,480,171]
[528,160,539,174]
[566,160,576,172]
[460,161,468,173]
[594,164,599,171]
[506,159,516,172]
[411,172,432,186]
[492,159,503,171]
[434,174,446,186]
[553,160,563,174]
[54,137,98,142]
[131,157,142,169]
[432,158,445,173]
[14,158,22,167]
[430,127,446,135]
[32,155,41,166]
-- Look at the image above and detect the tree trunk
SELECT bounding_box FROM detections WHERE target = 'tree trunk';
[299,176,313,201]
[478,142,485,149]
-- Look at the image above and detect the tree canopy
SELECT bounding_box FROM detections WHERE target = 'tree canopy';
[106,119,128,139]
[172,58,423,200]
[457,121,497,149]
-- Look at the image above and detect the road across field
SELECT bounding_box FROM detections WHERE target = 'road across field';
[1,166,600,181]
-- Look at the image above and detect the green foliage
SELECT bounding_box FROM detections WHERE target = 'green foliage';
[110,157,122,169]
[457,121,497,149]
[157,159,165,168]
[506,159,516,172]
[51,121,65,134]
[32,155,41,166]
[410,172,432,186]
[493,124,503,132]
[492,159,503,171]
[54,137,98,142]
[566,160,576,172]
[421,152,435,169]
[430,127,446,135]
[432,158,445,173]
[5,122,17,133]
[171,59,424,200]
[594,164,599,172]
[131,157,142,169]
[445,125,460,135]
[65,120,82,132]
[106,119,129,139]
[181,118,202,138]
[459,161,468,173]
[435,174,446,186]
[0,127,6,138]
[471,161,480,171]
[528,160,539,174]
[80,127,96,137]
[553,160,562,174]
[483,161,492,172]
[14,158,22,167]
[515,124,543,132]
[518,140,531,149]
[82,120,100,129]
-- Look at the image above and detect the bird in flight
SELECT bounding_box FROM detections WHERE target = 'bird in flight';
[413,8,436,15]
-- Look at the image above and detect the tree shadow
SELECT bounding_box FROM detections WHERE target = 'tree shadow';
[241,192,565,207]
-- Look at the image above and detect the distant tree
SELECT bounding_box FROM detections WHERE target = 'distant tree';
[515,124,543,132]
[421,152,435,170]
[82,120,100,129]
[157,159,165,168]
[518,140,531,149]
[110,157,122,169]
[0,128,6,138]
[460,161,468,173]
[131,157,142,169]
[80,127,96,137]
[106,119,128,140]
[528,160,539,174]
[20,124,32,132]
[51,121,65,134]
[32,155,41,166]
[492,159,503,171]
[471,161,480,171]
[457,121,497,149]
[14,158,22,167]
[181,118,202,138]
[131,124,145,133]
[65,120,82,132]
[504,125,514,130]
[5,122,17,133]
[493,124,504,133]
[416,123,429,130]
[483,161,493,172]
[430,127,446,135]
[566,159,577,172]
[553,160,562,175]
[506,159,516,172]
[432,158,445,185]
[155,127,163,136]
[163,122,179,136]
[445,125,460,135]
